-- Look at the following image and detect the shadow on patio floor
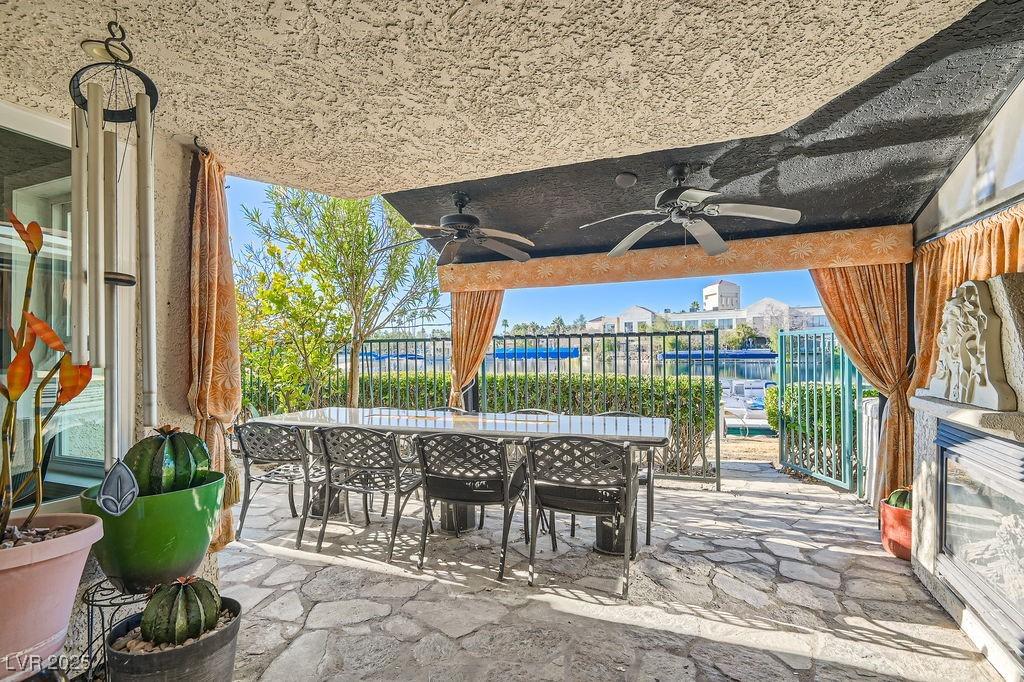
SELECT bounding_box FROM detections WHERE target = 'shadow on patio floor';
[219,461,995,681]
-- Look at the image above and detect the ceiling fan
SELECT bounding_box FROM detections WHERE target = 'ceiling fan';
[381,192,534,263]
[579,164,801,257]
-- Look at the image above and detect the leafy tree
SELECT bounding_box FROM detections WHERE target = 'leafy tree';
[570,314,588,332]
[501,319,509,335]
[722,323,759,350]
[510,321,542,336]
[240,188,440,408]
[701,321,717,331]
[688,300,701,312]
[548,316,567,334]
[650,315,673,333]
[766,325,782,353]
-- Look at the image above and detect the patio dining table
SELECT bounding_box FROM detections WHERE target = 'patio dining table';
[256,407,671,553]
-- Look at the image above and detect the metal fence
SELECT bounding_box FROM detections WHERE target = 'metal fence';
[776,328,867,493]
[243,331,722,483]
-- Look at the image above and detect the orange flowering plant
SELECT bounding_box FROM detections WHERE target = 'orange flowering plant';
[1,210,92,533]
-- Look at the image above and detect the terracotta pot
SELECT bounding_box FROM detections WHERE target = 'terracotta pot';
[0,513,103,681]
[880,501,912,561]
[104,597,242,682]
[80,472,224,594]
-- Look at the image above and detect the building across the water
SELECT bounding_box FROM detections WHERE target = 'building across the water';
[585,280,828,335]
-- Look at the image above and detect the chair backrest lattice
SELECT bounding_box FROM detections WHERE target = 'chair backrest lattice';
[526,436,630,488]
[415,433,507,481]
[237,422,305,463]
[317,426,399,470]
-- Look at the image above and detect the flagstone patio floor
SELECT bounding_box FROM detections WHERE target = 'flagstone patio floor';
[219,461,996,681]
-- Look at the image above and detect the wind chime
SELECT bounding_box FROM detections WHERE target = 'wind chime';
[68,20,159,515]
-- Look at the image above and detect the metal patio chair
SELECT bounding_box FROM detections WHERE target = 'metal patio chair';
[314,426,423,561]
[412,432,527,580]
[424,405,486,526]
[597,411,656,545]
[236,421,325,549]
[524,435,638,598]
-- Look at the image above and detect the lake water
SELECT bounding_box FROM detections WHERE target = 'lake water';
[671,358,844,384]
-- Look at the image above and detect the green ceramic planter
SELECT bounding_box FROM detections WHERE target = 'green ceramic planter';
[80,471,224,594]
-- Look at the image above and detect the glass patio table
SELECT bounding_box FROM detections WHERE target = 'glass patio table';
[257,408,670,551]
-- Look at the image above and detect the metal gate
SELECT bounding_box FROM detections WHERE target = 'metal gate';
[776,328,866,492]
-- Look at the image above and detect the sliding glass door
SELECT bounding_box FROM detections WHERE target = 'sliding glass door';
[1,123,104,496]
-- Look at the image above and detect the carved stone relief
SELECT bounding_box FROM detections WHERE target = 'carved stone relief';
[922,279,1018,411]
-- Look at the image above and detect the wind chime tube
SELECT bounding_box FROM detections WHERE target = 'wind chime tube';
[86,81,106,368]
[70,106,89,363]
[136,92,158,428]
[103,129,119,468]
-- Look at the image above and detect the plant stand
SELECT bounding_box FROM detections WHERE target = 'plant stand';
[73,578,149,679]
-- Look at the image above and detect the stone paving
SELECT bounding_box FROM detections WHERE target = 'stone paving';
[219,462,996,681]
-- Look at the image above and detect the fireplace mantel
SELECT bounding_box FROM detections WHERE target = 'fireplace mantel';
[911,395,1024,444]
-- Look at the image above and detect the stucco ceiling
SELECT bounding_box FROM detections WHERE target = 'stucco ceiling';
[386,0,1024,264]
[0,1,983,197]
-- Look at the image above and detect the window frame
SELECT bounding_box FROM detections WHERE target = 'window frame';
[1,100,137,491]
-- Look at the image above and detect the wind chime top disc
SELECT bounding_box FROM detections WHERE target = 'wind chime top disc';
[69,20,159,123]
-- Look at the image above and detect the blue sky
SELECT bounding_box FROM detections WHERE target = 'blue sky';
[225,176,819,326]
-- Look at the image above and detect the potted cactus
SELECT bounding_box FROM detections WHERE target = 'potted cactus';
[105,576,242,681]
[81,426,225,593]
[0,211,103,680]
[880,485,912,560]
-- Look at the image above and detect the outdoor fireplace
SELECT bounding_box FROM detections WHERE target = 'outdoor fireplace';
[911,273,1024,680]
[936,421,1024,660]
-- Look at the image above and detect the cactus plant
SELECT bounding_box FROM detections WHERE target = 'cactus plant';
[123,426,211,496]
[140,576,221,645]
[885,486,912,510]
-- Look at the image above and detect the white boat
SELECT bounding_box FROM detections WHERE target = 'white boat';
[721,379,775,435]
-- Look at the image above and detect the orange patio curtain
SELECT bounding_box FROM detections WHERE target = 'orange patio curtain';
[810,263,912,497]
[910,202,1024,394]
[448,290,504,408]
[187,150,243,552]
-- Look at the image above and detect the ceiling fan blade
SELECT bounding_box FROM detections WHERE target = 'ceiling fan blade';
[478,238,530,262]
[683,218,728,256]
[711,203,801,224]
[411,224,449,233]
[439,240,462,264]
[608,219,670,257]
[476,228,535,247]
[678,189,720,204]
[578,210,662,230]
[372,236,429,255]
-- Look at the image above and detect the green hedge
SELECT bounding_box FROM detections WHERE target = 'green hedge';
[243,371,718,474]
[766,382,878,444]
[245,370,716,425]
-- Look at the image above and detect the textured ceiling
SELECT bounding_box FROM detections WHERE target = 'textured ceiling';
[386,0,1024,264]
[0,1,983,197]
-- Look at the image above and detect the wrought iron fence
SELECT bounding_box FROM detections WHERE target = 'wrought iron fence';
[242,331,722,483]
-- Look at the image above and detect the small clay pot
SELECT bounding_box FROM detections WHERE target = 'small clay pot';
[104,597,242,681]
[880,500,912,561]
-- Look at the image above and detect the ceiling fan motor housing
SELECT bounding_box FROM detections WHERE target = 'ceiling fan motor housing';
[439,212,481,231]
